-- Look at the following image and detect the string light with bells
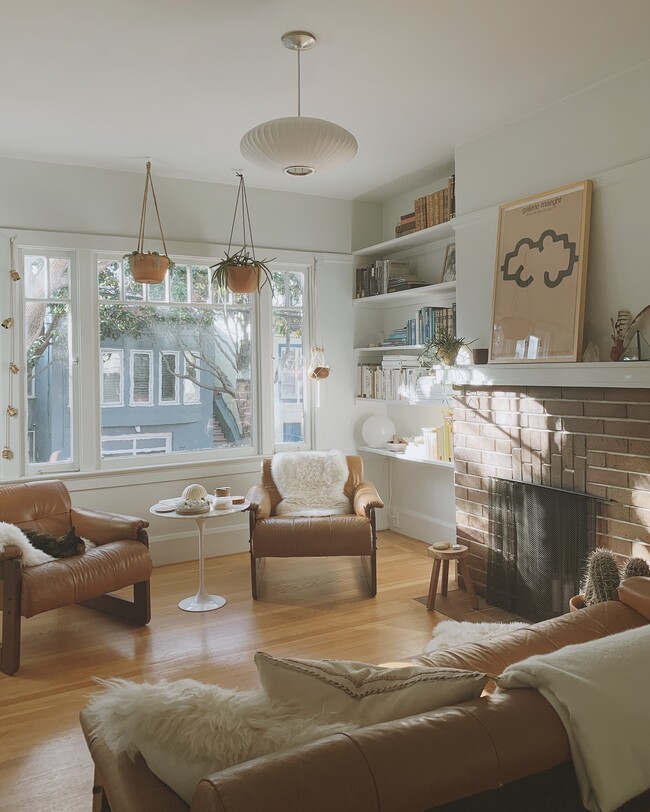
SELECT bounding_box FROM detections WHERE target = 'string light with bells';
[2,237,20,461]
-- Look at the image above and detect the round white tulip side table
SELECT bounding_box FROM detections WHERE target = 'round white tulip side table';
[150,499,250,612]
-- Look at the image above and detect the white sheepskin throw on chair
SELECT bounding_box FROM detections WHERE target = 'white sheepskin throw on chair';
[0,521,54,566]
[86,677,356,804]
[423,619,531,654]
[272,450,351,517]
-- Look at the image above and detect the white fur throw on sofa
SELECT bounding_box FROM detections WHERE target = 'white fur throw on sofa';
[0,521,54,566]
[272,450,351,517]
[86,678,357,804]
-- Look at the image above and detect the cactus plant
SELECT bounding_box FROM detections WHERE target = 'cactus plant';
[621,557,650,580]
[582,548,621,606]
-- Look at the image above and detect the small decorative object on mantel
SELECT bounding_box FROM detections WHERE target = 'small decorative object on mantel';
[610,304,650,361]
[125,162,175,285]
[210,173,274,295]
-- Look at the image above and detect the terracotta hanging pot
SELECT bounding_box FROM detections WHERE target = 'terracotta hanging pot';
[125,162,174,285]
[129,252,171,285]
[226,263,263,293]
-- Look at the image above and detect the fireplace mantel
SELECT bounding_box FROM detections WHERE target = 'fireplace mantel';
[430,361,650,389]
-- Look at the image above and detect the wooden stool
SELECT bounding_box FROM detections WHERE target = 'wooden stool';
[426,544,479,612]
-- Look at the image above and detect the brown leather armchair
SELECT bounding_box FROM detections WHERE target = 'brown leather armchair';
[0,479,153,675]
[245,455,384,599]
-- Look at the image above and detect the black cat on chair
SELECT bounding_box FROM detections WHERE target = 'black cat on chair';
[22,526,87,558]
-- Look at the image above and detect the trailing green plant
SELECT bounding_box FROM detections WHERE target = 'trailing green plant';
[621,556,650,580]
[418,328,475,368]
[582,548,621,606]
[210,247,274,293]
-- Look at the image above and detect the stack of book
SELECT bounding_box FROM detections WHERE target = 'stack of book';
[382,327,409,346]
[395,212,416,237]
[387,274,430,293]
[355,259,411,298]
[395,175,455,237]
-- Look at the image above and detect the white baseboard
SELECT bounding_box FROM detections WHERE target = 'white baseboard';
[149,520,249,566]
[387,506,455,546]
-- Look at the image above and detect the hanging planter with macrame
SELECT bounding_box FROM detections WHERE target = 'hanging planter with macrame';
[124,161,175,285]
[210,173,274,294]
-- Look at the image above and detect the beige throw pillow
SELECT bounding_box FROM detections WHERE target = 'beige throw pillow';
[255,652,488,727]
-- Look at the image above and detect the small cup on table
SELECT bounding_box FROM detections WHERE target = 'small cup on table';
[214,486,232,510]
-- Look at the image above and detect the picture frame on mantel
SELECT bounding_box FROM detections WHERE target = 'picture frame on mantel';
[489,179,593,363]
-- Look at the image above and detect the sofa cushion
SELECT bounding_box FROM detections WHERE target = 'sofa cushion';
[85,677,356,805]
[255,651,488,726]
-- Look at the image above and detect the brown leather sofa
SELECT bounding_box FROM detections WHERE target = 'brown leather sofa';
[0,479,152,674]
[245,455,384,598]
[80,577,650,812]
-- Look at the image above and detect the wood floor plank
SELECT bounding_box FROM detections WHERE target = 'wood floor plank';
[0,531,478,810]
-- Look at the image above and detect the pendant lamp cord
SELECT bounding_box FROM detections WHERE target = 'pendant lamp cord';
[227,173,256,261]
[297,47,301,117]
[137,161,169,258]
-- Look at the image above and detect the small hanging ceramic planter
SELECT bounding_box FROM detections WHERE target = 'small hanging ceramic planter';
[308,345,331,408]
[308,345,331,380]
[210,174,274,295]
[124,162,175,285]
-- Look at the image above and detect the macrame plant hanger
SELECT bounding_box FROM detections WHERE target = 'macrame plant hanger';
[129,161,173,285]
[307,258,330,408]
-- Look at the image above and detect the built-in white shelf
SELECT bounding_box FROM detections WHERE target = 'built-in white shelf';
[426,361,650,389]
[353,221,455,257]
[358,446,454,468]
[354,345,425,354]
[353,281,455,308]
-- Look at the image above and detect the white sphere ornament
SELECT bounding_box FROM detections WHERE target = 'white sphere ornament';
[362,415,396,449]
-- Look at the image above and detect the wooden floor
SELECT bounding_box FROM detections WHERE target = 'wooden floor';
[0,531,512,811]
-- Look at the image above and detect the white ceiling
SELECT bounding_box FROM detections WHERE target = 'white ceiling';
[2,0,650,202]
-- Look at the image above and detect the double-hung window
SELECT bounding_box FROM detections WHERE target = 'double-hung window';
[8,236,312,478]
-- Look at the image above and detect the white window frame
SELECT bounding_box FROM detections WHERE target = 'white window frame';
[101,432,173,457]
[101,349,124,407]
[159,350,180,405]
[129,350,154,407]
[0,229,318,481]
[182,351,201,405]
[20,247,80,476]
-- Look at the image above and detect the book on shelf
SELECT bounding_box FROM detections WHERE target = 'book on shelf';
[395,175,456,236]
[417,304,456,344]
[355,259,412,298]
[356,363,425,402]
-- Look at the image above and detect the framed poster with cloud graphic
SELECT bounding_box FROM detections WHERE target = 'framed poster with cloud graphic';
[489,179,592,363]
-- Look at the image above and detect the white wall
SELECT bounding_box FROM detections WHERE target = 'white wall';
[0,158,366,564]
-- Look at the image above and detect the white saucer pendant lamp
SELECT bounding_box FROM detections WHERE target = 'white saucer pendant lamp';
[240,31,357,177]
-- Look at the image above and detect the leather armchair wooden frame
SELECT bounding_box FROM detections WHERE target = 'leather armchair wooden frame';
[0,480,153,675]
[245,455,384,599]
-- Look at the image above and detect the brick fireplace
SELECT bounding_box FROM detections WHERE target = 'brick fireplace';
[452,385,650,595]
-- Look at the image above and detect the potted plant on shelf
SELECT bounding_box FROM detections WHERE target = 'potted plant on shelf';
[418,328,475,368]
[125,162,175,285]
[211,173,274,295]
